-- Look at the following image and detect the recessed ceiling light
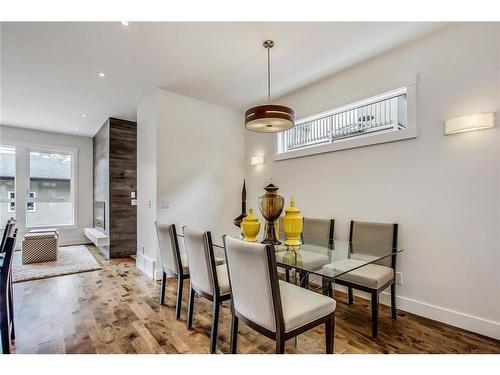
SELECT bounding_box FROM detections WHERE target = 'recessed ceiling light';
[80,113,87,117]
[97,72,106,78]
[121,21,129,26]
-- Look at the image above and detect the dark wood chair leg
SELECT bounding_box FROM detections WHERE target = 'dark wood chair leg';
[348,287,354,305]
[276,338,285,354]
[160,271,166,305]
[230,314,239,354]
[371,290,379,338]
[325,313,334,354]
[210,299,220,354]
[322,277,332,297]
[0,299,10,354]
[285,268,290,282]
[391,283,397,320]
[175,277,183,320]
[187,286,195,329]
[8,281,15,340]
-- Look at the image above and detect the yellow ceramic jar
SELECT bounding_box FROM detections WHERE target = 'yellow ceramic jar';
[283,196,303,250]
[242,208,260,242]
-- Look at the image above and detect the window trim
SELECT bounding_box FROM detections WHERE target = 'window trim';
[25,146,78,229]
[274,84,417,161]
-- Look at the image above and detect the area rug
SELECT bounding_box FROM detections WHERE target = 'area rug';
[12,245,102,283]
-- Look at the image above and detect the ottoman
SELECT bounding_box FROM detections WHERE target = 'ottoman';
[22,231,59,264]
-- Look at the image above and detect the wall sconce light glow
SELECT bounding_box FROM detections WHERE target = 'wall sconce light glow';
[250,155,265,166]
[444,113,496,135]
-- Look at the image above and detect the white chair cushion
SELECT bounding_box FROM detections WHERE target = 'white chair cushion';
[279,280,336,333]
[216,264,231,296]
[275,250,330,269]
[322,259,394,289]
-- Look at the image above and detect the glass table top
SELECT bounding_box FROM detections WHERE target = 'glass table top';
[177,227,403,281]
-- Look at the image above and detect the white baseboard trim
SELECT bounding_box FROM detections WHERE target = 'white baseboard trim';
[286,272,500,339]
[333,283,500,340]
[136,252,156,279]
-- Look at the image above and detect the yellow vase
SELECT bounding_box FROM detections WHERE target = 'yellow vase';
[242,208,260,242]
[283,196,303,250]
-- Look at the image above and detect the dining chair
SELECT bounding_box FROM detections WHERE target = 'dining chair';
[302,217,335,250]
[155,222,189,320]
[290,217,335,286]
[1,221,17,354]
[183,226,231,354]
[223,236,336,354]
[334,220,398,338]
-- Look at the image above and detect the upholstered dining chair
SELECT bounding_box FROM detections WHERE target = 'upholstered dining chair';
[155,222,189,320]
[287,217,335,286]
[302,217,335,251]
[329,220,398,338]
[183,227,231,354]
[223,236,336,354]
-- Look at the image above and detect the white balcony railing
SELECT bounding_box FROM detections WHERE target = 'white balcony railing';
[279,91,408,153]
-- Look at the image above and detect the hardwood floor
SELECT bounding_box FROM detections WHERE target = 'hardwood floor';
[10,246,500,354]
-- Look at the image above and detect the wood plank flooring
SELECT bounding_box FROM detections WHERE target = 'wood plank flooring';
[11,246,500,354]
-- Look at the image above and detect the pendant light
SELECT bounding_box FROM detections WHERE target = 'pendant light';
[245,40,295,132]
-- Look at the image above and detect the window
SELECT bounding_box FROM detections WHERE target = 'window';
[26,149,75,227]
[7,191,15,212]
[277,87,412,157]
[0,146,16,227]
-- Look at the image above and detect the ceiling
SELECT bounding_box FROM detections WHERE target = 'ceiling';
[1,22,444,137]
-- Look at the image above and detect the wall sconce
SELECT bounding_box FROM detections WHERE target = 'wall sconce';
[250,155,265,166]
[444,113,496,135]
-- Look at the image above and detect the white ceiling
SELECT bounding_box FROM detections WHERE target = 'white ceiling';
[1,22,444,137]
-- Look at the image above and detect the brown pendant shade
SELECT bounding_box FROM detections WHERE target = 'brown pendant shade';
[245,104,295,132]
[244,40,295,133]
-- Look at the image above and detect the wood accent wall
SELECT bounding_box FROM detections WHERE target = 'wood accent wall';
[93,117,137,259]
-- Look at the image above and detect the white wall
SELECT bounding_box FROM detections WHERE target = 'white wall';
[0,125,93,245]
[136,89,245,278]
[136,91,158,275]
[245,23,500,339]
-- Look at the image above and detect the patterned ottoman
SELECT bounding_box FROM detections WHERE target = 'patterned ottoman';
[22,231,59,264]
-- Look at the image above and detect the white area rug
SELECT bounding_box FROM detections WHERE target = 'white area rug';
[13,245,101,283]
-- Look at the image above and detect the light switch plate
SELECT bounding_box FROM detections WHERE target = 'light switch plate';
[160,200,170,209]
[131,191,136,198]
[131,199,137,206]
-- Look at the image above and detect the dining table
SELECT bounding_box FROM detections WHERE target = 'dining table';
[177,227,403,296]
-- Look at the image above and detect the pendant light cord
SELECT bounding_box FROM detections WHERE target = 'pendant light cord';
[267,44,271,102]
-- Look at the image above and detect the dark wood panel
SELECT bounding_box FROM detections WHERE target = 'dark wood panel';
[108,118,137,259]
[10,247,500,354]
[93,118,137,259]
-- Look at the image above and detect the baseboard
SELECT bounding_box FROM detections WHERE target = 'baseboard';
[380,292,500,340]
[136,252,156,279]
[286,272,500,339]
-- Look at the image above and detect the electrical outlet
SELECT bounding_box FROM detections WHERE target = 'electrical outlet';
[160,199,170,209]
[147,200,152,208]
[395,272,403,285]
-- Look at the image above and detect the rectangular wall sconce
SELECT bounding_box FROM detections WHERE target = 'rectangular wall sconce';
[250,155,265,166]
[444,112,496,135]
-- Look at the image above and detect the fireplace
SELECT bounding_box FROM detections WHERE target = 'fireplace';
[94,201,105,230]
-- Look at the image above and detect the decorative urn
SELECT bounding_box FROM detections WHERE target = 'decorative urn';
[241,208,260,242]
[283,196,303,250]
[258,181,284,245]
